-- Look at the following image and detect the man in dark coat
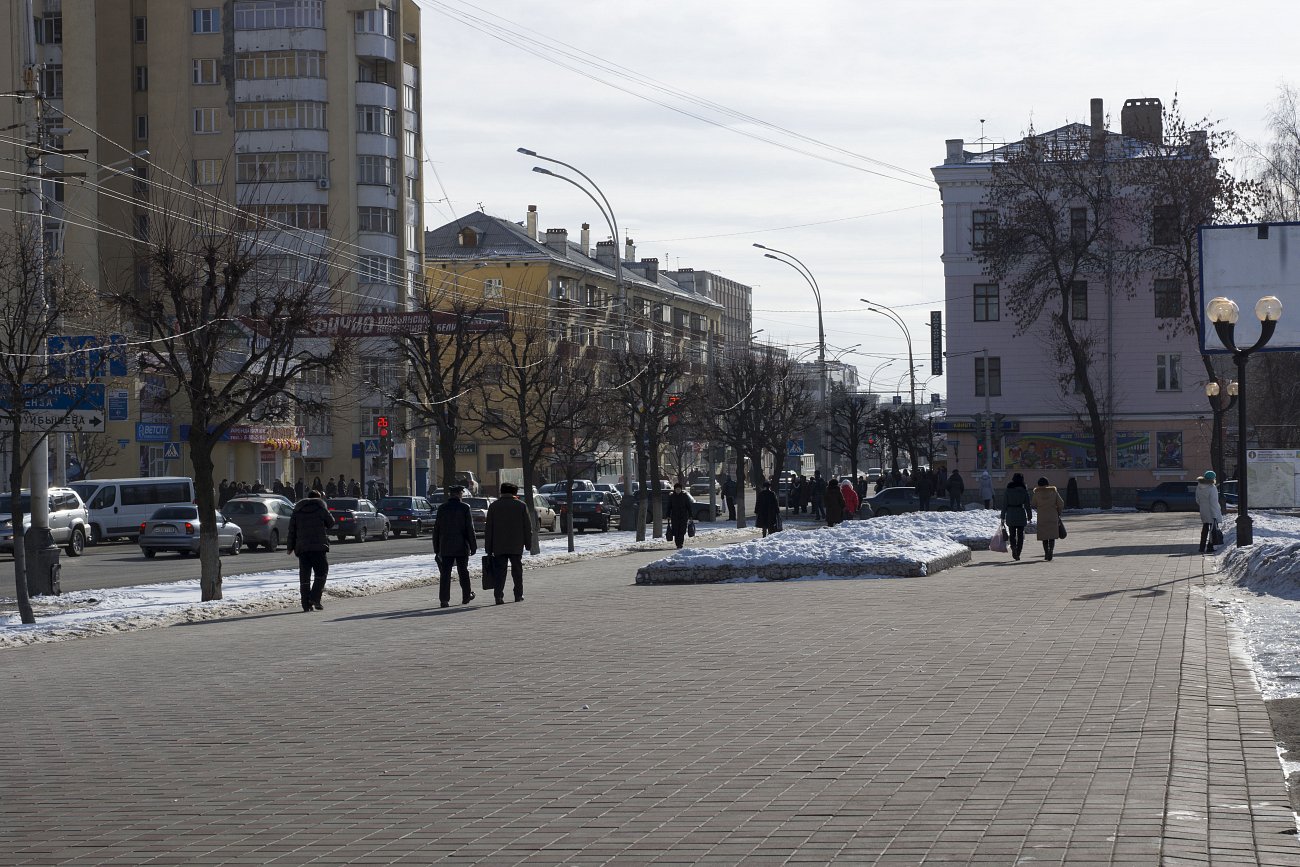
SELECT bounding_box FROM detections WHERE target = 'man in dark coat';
[484,482,532,604]
[754,481,781,538]
[721,475,737,521]
[287,489,335,612]
[433,485,477,607]
[325,478,337,497]
[823,479,845,527]
[667,483,693,549]
[946,470,965,510]
[810,471,825,519]
[915,468,933,511]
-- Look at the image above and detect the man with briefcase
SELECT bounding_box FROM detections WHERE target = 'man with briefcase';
[433,485,477,607]
[484,482,532,605]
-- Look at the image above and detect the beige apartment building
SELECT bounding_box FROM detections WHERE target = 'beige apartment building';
[2,0,424,494]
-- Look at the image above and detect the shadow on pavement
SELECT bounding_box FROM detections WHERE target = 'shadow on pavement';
[331,605,476,622]
[1071,574,1196,601]
[175,610,301,626]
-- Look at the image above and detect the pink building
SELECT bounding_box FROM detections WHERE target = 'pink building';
[931,97,1211,504]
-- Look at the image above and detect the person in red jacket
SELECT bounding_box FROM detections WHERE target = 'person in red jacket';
[840,479,860,519]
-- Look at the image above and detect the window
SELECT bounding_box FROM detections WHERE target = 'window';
[975,356,1001,397]
[1156,354,1181,391]
[236,101,326,131]
[233,0,324,30]
[37,14,62,44]
[1154,278,1181,318]
[1069,280,1088,320]
[357,155,396,186]
[358,256,398,285]
[135,115,148,141]
[1070,207,1087,241]
[358,207,397,235]
[404,130,418,158]
[235,152,327,183]
[404,84,417,111]
[192,59,219,85]
[973,283,999,322]
[41,65,63,98]
[357,60,392,84]
[134,66,149,92]
[194,108,220,134]
[236,50,324,80]
[971,209,995,249]
[134,16,147,42]
[355,8,394,35]
[193,159,222,186]
[356,105,395,135]
[482,278,503,300]
[193,8,221,34]
[237,204,328,231]
[1153,204,1178,246]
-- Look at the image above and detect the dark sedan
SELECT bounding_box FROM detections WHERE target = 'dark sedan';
[1134,481,1198,512]
[378,495,436,537]
[558,491,621,532]
[862,487,923,517]
[465,496,495,535]
[327,498,391,542]
[632,491,720,523]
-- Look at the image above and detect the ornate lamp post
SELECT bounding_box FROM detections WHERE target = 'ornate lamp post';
[1206,295,1283,546]
[1204,378,1238,494]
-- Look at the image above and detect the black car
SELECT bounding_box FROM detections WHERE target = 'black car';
[862,487,922,517]
[558,491,621,532]
[377,495,436,536]
[327,497,390,542]
[1134,481,1198,512]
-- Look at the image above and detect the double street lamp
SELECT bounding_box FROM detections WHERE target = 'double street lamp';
[1206,294,1283,546]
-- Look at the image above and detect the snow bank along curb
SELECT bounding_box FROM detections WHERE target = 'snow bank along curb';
[635,512,997,585]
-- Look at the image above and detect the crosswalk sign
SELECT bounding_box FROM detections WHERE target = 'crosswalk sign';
[364,438,380,455]
[787,438,805,456]
[163,441,181,460]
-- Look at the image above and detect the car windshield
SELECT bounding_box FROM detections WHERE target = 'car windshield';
[569,492,604,504]
[222,501,265,515]
[328,499,359,510]
[151,506,198,520]
[0,494,32,513]
[378,498,411,509]
[466,497,491,509]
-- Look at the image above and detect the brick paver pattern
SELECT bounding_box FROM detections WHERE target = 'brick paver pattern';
[2,512,1296,865]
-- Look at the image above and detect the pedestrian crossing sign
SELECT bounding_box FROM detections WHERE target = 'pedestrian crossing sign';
[787,438,805,456]
[163,441,181,460]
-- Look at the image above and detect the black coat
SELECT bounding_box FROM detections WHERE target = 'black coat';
[667,491,693,534]
[755,489,780,529]
[433,499,477,558]
[287,497,335,554]
[485,495,532,557]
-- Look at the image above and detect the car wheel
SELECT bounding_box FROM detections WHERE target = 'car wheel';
[379,523,389,541]
[66,527,85,557]
[356,526,368,543]
[228,535,242,556]
[142,548,156,559]
[1152,502,1169,513]
[89,524,103,546]
[266,530,279,552]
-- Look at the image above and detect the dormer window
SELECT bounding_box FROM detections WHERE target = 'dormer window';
[457,227,478,247]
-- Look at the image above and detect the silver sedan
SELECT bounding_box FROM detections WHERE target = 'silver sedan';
[138,505,243,558]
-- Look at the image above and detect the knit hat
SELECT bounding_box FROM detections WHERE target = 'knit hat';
[1204,470,1216,480]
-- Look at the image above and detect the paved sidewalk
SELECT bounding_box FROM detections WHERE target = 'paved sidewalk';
[2,512,1296,865]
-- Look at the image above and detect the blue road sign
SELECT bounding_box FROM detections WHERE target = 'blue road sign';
[108,389,129,421]
[787,438,805,456]
[163,442,182,460]
[364,438,380,456]
[48,334,128,378]
[137,423,172,442]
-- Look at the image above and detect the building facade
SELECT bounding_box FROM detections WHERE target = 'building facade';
[931,96,1211,503]
[665,269,753,357]
[2,0,423,493]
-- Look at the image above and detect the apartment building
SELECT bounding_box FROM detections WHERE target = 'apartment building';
[2,0,424,491]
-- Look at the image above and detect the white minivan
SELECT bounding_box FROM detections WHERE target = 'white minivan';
[69,477,197,544]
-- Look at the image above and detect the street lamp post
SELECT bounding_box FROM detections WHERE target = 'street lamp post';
[1206,294,1283,546]
[518,147,636,523]
[754,244,827,476]
[863,300,918,469]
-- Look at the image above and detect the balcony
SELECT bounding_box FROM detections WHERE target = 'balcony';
[354,81,398,110]
[236,78,328,104]
[355,32,397,62]
[236,29,326,54]
[235,129,330,154]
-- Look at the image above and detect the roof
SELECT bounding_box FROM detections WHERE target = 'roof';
[939,122,1176,169]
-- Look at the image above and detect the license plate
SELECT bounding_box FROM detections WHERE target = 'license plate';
[573,517,587,524]
[153,525,177,535]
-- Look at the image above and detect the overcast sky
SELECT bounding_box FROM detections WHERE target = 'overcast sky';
[416,0,1297,398]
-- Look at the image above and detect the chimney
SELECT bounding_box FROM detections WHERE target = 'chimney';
[544,228,569,257]
[525,204,538,240]
[1189,129,1209,154]
[624,237,636,263]
[1121,97,1164,146]
[640,257,659,284]
[945,139,966,165]
[1090,97,1105,158]
[595,239,617,270]
[580,222,591,255]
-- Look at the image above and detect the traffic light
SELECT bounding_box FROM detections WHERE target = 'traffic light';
[377,415,390,450]
[666,393,681,425]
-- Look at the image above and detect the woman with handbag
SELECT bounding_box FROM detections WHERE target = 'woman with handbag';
[1030,477,1065,561]
[1195,470,1225,553]
[1000,473,1032,561]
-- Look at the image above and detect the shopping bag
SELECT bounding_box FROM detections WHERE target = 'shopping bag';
[989,525,1008,553]
[481,554,501,590]
[687,520,696,538]
[1057,520,1067,539]
[1211,525,1224,546]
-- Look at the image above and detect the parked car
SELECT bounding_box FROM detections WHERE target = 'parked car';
[1221,480,1238,510]
[327,497,390,542]
[593,482,623,500]
[862,487,923,517]
[451,471,481,495]
[465,496,495,535]
[69,476,196,544]
[1134,481,1199,512]
[558,491,621,532]
[221,495,294,551]
[531,493,558,532]
[633,490,720,523]
[688,479,719,497]
[539,480,596,496]
[866,467,884,483]
[0,487,91,557]
[378,495,436,536]
[138,505,242,558]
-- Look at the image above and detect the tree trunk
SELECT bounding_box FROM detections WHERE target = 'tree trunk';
[734,454,748,529]
[519,444,541,556]
[8,441,34,624]
[1060,320,1113,510]
[439,423,458,495]
[634,442,649,542]
[190,432,224,601]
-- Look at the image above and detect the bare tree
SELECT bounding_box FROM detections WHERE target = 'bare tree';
[106,192,352,601]
[547,364,621,551]
[826,384,877,479]
[68,430,122,482]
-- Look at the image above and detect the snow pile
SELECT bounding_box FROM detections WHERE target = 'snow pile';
[1212,513,1300,600]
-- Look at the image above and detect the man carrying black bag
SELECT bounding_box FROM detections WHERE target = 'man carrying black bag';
[433,486,477,608]
[484,482,532,605]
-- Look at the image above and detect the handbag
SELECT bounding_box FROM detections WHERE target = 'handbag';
[687,520,696,537]
[989,525,1008,553]
[481,554,502,590]
[1057,520,1067,539]
[1211,525,1224,546]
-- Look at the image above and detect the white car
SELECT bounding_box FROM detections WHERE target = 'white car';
[0,487,91,557]
[532,494,558,532]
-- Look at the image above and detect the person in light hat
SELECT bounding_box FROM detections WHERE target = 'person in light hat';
[1195,470,1224,553]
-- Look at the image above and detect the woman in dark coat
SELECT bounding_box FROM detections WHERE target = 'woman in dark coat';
[824,479,845,527]
[999,473,1032,561]
[667,483,693,549]
[754,481,781,538]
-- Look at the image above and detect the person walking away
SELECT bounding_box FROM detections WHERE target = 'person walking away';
[754,481,781,538]
[935,467,948,499]
[946,470,965,510]
[978,470,994,509]
[915,469,933,512]
[1000,473,1032,561]
[839,479,859,519]
[824,479,845,527]
[286,489,335,611]
[667,483,694,549]
[811,471,825,519]
[484,482,532,603]
[1195,470,1224,553]
[722,475,737,521]
[433,485,477,607]
[325,478,337,498]
[1030,477,1065,561]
